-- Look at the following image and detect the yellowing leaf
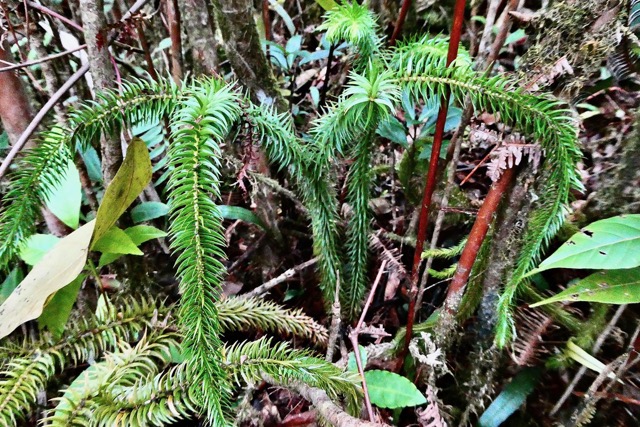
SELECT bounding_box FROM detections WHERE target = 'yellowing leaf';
[91,138,152,247]
[0,220,95,339]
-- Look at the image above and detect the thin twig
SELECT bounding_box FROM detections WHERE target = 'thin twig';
[349,260,388,422]
[551,304,628,415]
[0,45,86,73]
[26,1,83,32]
[318,43,335,111]
[265,374,384,427]
[0,62,90,179]
[241,258,318,299]
[415,105,472,310]
[0,0,151,179]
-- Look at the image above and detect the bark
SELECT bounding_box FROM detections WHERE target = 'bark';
[79,0,121,184]
[0,39,69,237]
[585,111,640,218]
[210,0,283,109]
[0,40,35,149]
[210,0,285,251]
[181,0,218,76]
[166,0,183,83]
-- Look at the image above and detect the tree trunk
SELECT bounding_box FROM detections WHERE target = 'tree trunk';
[210,0,284,109]
[79,0,122,184]
[0,41,35,149]
[181,0,218,76]
[0,40,70,237]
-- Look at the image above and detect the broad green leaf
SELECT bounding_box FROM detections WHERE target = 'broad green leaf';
[97,225,165,267]
[217,205,267,230]
[364,370,427,409]
[0,268,23,305]
[19,234,60,265]
[38,274,84,340]
[377,116,408,147]
[124,225,167,245]
[131,201,169,223]
[530,267,640,307]
[315,0,337,10]
[478,368,540,427]
[347,345,367,372]
[44,160,82,229]
[92,138,152,246]
[0,220,95,339]
[92,227,143,255]
[526,215,640,276]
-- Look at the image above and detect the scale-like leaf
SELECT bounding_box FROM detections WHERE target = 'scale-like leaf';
[91,138,152,246]
[364,370,427,409]
[527,215,640,276]
[0,220,95,339]
[530,267,640,307]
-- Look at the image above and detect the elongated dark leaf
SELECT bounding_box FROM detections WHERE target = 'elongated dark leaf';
[478,368,540,427]
[217,205,267,230]
[530,267,640,307]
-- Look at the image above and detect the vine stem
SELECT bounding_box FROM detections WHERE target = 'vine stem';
[402,0,467,359]
[443,166,515,311]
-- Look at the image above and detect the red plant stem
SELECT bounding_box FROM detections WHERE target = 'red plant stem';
[263,0,272,41]
[402,0,468,356]
[443,166,515,310]
[389,0,412,46]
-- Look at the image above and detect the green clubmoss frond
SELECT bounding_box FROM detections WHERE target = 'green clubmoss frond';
[167,77,242,425]
[220,297,328,345]
[317,1,381,69]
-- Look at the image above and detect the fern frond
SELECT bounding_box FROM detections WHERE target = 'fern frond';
[421,238,467,259]
[317,1,381,70]
[167,77,242,425]
[0,296,166,425]
[224,337,360,411]
[391,43,582,346]
[427,264,457,279]
[219,297,328,344]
